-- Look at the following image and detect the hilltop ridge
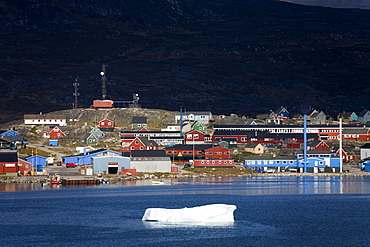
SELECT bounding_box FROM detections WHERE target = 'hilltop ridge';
[1,0,370,122]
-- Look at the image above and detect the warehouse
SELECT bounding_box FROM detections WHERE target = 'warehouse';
[92,156,130,174]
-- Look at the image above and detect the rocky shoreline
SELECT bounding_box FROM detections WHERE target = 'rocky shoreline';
[1,171,370,184]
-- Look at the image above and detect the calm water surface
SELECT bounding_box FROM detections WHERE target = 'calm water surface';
[1,176,370,246]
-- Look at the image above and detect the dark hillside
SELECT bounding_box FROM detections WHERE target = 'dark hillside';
[0,0,369,122]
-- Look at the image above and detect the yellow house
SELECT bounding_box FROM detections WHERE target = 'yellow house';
[244,143,264,154]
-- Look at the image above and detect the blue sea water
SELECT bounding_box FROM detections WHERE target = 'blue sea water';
[1,176,370,246]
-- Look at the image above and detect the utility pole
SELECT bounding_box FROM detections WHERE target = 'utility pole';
[73,77,80,109]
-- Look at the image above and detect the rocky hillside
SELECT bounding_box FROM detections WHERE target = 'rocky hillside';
[1,0,370,123]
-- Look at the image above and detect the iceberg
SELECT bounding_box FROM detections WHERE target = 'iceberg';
[142,204,236,223]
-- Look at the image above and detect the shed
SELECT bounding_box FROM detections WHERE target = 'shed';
[49,139,59,146]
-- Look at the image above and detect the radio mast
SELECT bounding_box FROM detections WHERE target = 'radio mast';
[73,77,80,109]
[100,63,108,100]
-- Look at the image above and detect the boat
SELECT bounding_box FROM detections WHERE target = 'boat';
[50,174,61,185]
[152,180,164,185]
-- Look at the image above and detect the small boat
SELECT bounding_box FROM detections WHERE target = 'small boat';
[50,174,61,185]
[152,180,164,185]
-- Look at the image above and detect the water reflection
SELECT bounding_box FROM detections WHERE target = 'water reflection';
[143,221,235,229]
[1,177,370,194]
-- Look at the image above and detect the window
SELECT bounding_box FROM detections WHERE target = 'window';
[140,147,144,150]
[187,134,192,139]
[135,141,139,144]
[101,122,105,126]
[108,122,112,125]
[194,134,199,139]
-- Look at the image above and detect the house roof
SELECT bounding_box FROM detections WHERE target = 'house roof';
[245,143,261,148]
[244,155,296,160]
[360,143,370,149]
[343,129,369,134]
[132,117,147,124]
[24,114,66,119]
[169,144,216,150]
[131,150,167,157]
[0,150,17,162]
[137,137,158,146]
[296,150,331,155]
[81,133,97,140]
[183,111,212,115]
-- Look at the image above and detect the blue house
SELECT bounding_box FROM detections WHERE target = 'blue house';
[62,149,122,166]
[274,106,289,119]
[90,127,105,138]
[359,158,370,172]
[26,155,47,172]
[0,130,19,137]
[244,150,340,173]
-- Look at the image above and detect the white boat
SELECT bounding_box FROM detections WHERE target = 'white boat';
[152,180,164,185]
[142,204,236,222]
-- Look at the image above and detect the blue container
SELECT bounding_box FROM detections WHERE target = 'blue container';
[49,140,59,146]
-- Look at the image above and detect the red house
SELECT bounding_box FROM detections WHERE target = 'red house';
[307,140,330,151]
[185,130,205,144]
[204,146,232,160]
[128,137,159,151]
[18,158,32,174]
[335,149,356,162]
[193,159,235,168]
[0,150,18,174]
[43,126,66,139]
[99,119,115,132]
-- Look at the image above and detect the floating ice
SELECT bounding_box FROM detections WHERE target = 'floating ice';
[142,204,236,223]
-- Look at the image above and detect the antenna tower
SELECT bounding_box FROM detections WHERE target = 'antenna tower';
[100,63,108,100]
[73,77,80,109]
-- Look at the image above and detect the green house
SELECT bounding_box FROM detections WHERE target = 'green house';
[191,121,206,133]
[132,117,147,130]
[90,127,105,138]
[81,133,98,145]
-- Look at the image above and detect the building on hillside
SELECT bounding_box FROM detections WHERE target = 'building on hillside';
[184,130,206,144]
[306,140,330,151]
[127,137,159,151]
[342,128,370,141]
[24,114,67,126]
[358,110,370,123]
[310,111,326,124]
[165,144,215,163]
[98,119,115,132]
[90,127,105,138]
[175,111,212,125]
[204,145,232,159]
[43,126,67,139]
[244,143,264,154]
[193,159,234,168]
[132,117,147,130]
[191,121,206,133]
[130,150,172,173]
[81,133,98,145]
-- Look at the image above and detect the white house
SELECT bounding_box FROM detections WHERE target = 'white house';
[175,111,212,124]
